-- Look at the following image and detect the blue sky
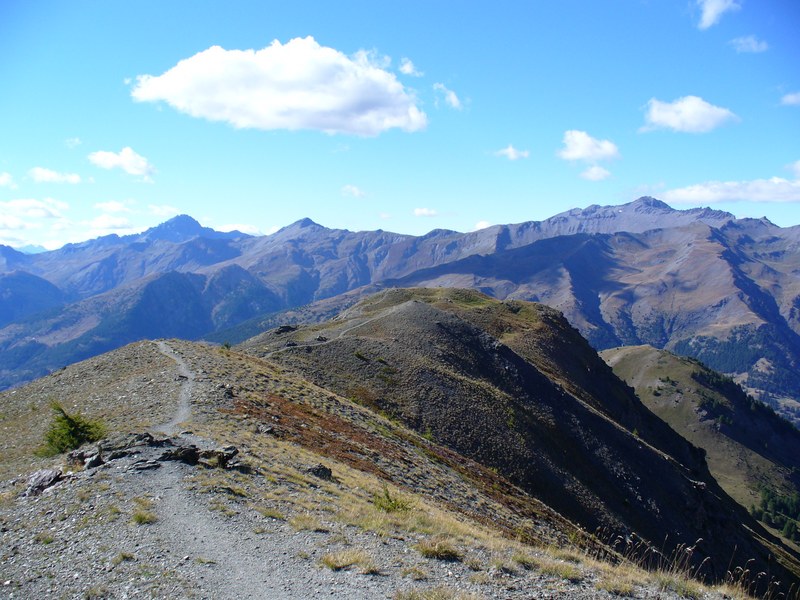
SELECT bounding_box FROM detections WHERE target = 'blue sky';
[1,0,799,249]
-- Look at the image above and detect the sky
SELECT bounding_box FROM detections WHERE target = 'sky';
[1,0,799,250]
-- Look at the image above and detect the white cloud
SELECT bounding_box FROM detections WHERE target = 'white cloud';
[65,137,82,148]
[413,207,438,217]
[88,147,155,181]
[697,0,740,29]
[781,92,800,106]
[148,204,180,217]
[379,212,392,220]
[131,37,427,137]
[94,200,134,213]
[790,160,800,179]
[29,167,82,184]
[495,145,529,160]
[399,58,423,77]
[729,35,768,53]
[0,198,68,219]
[0,172,15,188]
[433,83,462,109]
[472,220,492,231]
[341,184,366,198]
[0,197,71,246]
[581,166,611,181]
[663,177,800,204]
[640,96,738,133]
[558,130,619,162]
[88,214,131,230]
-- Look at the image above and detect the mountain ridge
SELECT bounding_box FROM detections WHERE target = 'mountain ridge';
[3,289,799,595]
[1,197,798,423]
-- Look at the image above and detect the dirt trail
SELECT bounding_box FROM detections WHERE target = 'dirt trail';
[262,304,403,359]
[145,340,388,599]
[155,340,194,435]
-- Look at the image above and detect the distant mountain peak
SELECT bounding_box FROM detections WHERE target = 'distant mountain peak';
[274,218,325,236]
[294,217,320,229]
[630,196,673,211]
[137,214,249,243]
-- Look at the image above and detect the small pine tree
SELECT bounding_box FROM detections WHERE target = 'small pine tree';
[782,519,798,541]
[37,402,106,456]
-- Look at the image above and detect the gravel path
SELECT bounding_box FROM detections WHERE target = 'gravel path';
[154,340,194,436]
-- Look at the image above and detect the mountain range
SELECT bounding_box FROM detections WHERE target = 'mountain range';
[2,197,799,423]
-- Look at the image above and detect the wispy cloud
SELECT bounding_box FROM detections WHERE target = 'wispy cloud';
[495,145,529,161]
[558,130,619,162]
[663,176,800,204]
[580,166,611,181]
[341,184,366,198]
[413,207,438,217]
[781,92,800,106]
[65,137,82,148]
[729,35,768,53]
[399,58,423,77]
[640,96,738,133]
[696,0,740,29]
[0,198,70,246]
[131,37,427,137]
[0,172,15,189]
[148,204,180,218]
[88,147,155,182]
[94,200,134,213]
[29,167,82,184]
[88,213,132,231]
[472,220,492,231]
[433,83,462,109]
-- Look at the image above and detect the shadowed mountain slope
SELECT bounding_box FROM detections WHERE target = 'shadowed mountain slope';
[387,223,800,421]
[601,345,800,541]
[241,288,800,581]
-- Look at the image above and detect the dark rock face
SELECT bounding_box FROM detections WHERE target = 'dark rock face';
[306,464,333,481]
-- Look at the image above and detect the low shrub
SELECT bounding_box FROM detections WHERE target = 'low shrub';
[37,402,106,456]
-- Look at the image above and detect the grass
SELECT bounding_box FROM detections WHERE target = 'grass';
[253,505,286,520]
[372,485,414,513]
[595,571,636,597]
[393,586,482,600]
[131,510,157,525]
[511,551,537,570]
[112,552,135,566]
[34,531,55,544]
[537,558,584,582]
[415,537,463,562]
[402,566,429,580]
[289,513,329,532]
[320,549,379,574]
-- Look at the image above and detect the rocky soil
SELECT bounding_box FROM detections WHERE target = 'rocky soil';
[0,340,760,599]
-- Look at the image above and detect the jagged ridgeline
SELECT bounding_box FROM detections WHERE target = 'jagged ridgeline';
[241,287,800,585]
